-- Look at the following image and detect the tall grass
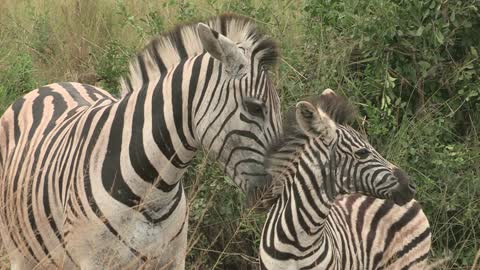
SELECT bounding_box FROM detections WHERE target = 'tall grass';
[0,0,479,269]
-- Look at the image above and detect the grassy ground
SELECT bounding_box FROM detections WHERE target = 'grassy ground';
[0,0,479,269]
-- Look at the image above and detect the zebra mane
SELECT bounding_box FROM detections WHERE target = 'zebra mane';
[258,93,357,209]
[119,13,279,97]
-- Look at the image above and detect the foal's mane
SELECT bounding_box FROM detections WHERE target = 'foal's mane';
[120,14,279,97]
[267,93,357,162]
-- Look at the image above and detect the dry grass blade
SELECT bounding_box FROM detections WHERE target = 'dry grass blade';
[471,248,480,270]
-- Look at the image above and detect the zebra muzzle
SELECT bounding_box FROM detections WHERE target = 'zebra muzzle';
[391,182,416,205]
[245,174,274,210]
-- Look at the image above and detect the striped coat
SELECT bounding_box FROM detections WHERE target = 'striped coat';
[0,14,281,269]
[259,90,431,269]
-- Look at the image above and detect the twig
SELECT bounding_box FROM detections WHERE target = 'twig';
[281,57,307,80]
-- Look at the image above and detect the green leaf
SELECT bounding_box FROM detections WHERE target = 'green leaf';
[418,60,431,70]
[415,26,424,36]
[435,30,444,45]
[450,11,456,22]
[470,47,479,58]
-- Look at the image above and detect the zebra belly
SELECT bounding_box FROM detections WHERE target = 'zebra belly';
[0,173,188,269]
[64,192,188,269]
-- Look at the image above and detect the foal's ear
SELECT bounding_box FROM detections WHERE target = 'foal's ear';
[197,23,247,75]
[321,88,336,96]
[295,101,337,143]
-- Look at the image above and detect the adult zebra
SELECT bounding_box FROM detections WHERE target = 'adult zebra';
[259,90,431,269]
[0,14,281,269]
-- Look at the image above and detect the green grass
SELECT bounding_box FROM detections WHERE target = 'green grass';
[0,0,479,269]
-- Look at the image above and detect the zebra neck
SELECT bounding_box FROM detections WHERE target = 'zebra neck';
[292,166,336,234]
[116,54,217,185]
[126,58,204,177]
[266,161,338,255]
[95,56,217,219]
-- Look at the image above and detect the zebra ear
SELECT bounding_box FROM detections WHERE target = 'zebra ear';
[321,88,336,96]
[296,101,337,142]
[197,23,247,75]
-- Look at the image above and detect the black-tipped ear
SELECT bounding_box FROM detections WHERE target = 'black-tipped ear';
[295,101,337,142]
[197,23,248,75]
[321,88,336,96]
[197,23,224,61]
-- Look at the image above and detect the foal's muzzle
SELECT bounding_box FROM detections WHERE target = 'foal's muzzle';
[391,169,416,205]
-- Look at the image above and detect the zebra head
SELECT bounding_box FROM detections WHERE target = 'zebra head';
[267,89,415,206]
[295,90,416,205]
[194,19,282,207]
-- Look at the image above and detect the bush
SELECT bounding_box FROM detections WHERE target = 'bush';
[302,0,480,267]
[95,40,132,93]
[0,53,38,113]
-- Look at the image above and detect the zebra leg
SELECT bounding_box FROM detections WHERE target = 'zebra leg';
[67,221,155,269]
[78,261,105,270]
[76,250,142,270]
[140,212,189,270]
[148,224,188,270]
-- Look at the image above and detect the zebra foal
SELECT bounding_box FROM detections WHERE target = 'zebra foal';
[0,14,281,269]
[259,90,431,269]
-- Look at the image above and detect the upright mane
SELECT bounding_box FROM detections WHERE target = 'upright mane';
[267,93,357,162]
[119,13,279,97]
[258,93,357,209]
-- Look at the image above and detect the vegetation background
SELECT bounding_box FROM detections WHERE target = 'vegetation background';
[0,0,479,269]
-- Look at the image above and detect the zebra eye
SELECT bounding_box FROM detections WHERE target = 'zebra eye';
[244,100,264,117]
[355,148,370,159]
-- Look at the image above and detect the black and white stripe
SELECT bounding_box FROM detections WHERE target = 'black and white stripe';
[0,14,281,269]
[259,90,431,270]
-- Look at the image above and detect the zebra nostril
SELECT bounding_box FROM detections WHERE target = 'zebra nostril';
[408,183,416,192]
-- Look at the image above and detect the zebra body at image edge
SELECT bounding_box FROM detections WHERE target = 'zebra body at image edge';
[0,14,282,269]
[259,90,431,270]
